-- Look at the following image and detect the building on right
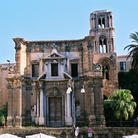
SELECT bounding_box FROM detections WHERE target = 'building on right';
[117,55,132,72]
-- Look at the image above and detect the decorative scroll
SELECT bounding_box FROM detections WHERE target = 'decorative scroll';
[93,63,102,72]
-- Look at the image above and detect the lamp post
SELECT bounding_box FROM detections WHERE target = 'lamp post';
[7,60,10,66]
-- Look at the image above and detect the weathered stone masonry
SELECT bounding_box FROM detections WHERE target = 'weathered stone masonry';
[1,10,118,127]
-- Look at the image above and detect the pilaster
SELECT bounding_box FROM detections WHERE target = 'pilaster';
[7,78,22,127]
[65,92,72,126]
[38,81,44,125]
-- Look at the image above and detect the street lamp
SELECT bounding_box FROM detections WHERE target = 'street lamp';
[7,60,10,66]
[81,85,85,93]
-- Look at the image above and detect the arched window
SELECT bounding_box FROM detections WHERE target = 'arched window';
[98,18,101,28]
[102,18,105,28]
[111,38,114,52]
[110,16,112,27]
[99,36,107,53]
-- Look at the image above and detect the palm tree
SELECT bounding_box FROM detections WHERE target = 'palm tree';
[104,89,136,126]
[124,32,138,73]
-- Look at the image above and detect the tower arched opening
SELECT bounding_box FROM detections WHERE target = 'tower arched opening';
[99,35,107,53]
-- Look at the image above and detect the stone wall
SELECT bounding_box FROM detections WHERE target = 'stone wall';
[0,64,9,109]
[0,127,138,138]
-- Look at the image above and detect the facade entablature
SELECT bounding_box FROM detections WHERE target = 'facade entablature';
[20,36,95,53]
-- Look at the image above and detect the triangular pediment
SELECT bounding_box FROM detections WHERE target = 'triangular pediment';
[50,53,60,58]
[43,52,66,60]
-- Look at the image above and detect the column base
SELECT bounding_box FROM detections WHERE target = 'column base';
[65,117,72,126]
[39,116,44,125]
[7,116,13,128]
[7,116,22,128]
[15,116,22,128]
[35,117,39,124]
[89,115,96,126]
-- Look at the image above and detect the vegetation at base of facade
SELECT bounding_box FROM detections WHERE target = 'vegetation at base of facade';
[124,32,138,73]
[118,70,138,117]
[0,105,7,126]
[104,89,136,127]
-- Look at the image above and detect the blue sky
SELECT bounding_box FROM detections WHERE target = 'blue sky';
[0,0,138,63]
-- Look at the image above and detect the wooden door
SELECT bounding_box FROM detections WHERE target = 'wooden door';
[49,97,62,126]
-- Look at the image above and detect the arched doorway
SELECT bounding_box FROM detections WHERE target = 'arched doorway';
[98,57,114,81]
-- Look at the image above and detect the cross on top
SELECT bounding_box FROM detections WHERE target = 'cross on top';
[53,43,57,48]
[52,43,58,54]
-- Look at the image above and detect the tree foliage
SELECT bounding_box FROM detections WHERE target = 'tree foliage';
[0,114,5,125]
[124,32,138,73]
[118,70,138,116]
[104,89,136,126]
[0,105,7,126]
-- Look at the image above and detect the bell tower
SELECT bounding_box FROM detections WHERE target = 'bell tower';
[89,10,115,54]
[89,10,118,96]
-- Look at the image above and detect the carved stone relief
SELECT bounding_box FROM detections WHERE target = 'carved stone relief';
[93,63,102,72]
[46,87,63,97]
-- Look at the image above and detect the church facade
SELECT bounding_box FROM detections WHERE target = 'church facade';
[4,10,118,127]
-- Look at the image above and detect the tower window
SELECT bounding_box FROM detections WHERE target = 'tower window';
[111,38,114,52]
[120,62,126,70]
[98,18,101,28]
[32,64,39,77]
[71,64,78,77]
[102,18,105,28]
[51,63,58,76]
[99,36,107,53]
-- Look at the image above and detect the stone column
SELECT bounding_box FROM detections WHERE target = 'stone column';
[39,82,44,125]
[94,79,105,126]
[7,80,13,127]
[67,93,71,117]
[35,88,39,124]
[8,79,22,128]
[65,87,72,126]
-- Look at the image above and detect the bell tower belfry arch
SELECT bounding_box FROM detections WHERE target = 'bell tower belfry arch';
[89,10,115,54]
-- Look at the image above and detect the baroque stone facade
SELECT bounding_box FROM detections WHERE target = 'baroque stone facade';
[1,10,118,127]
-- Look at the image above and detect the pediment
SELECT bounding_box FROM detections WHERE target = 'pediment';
[50,53,60,58]
[43,52,66,60]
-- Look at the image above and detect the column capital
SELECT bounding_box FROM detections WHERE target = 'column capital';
[38,81,44,89]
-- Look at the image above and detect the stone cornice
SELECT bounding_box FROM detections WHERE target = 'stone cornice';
[18,36,95,45]
[13,37,26,50]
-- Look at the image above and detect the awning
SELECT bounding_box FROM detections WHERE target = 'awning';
[0,133,21,138]
[26,133,56,138]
